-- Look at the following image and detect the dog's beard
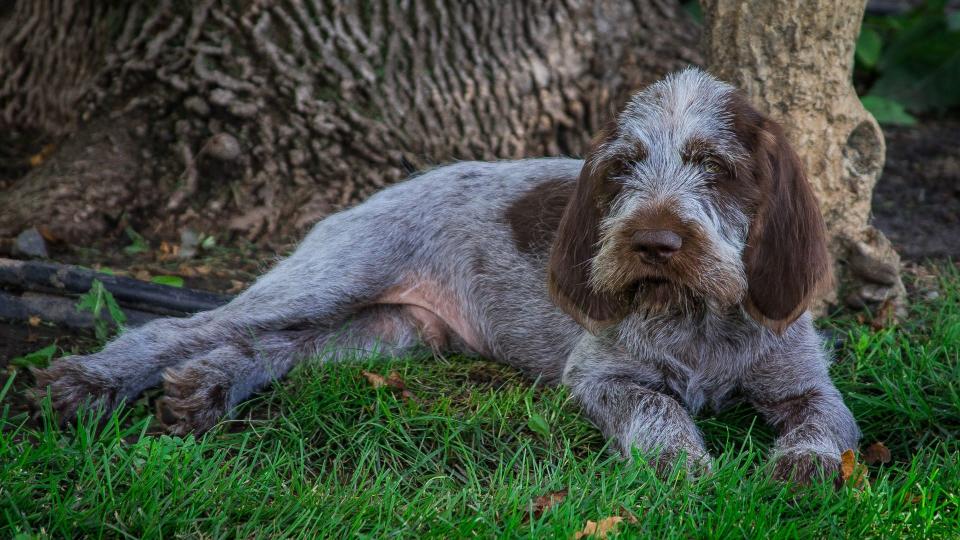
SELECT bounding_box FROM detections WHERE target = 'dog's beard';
[589,233,747,314]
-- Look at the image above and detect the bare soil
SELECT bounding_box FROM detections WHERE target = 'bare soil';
[871,118,960,261]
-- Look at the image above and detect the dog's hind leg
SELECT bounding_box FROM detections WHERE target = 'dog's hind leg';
[34,207,424,425]
[157,305,431,434]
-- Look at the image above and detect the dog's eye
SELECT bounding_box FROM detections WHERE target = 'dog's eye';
[702,158,722,175]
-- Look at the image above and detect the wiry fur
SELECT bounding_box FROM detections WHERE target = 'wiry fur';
[35,69,858,483]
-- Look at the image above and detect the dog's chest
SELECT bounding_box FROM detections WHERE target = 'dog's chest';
[658,345,743,414]
[628,316,759,414]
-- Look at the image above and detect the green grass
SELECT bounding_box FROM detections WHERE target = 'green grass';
[2,270,959,538]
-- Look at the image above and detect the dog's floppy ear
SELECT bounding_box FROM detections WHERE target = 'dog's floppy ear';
[740,108,832,334]
[548,128,631,333]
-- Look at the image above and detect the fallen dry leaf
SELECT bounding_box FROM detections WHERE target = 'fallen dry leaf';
[385,371,406,388]
[37,226,59,243]
[135,269,152,281]
[362,370,419,402]
[28,315,41,327]
[863,442,892,465]
[840,449,855,479]
[362,370,389,388]
[573,516,623,540]
[28,144,55,167]
[158,241,180,261]
[528,489,567,520]
[840,449,869,489]
[903,492,923,504]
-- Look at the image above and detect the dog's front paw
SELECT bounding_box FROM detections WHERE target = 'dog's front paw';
[32,357,123,424]
[157,362,232,436]
[770,448,841,486]
[650,444,713,479]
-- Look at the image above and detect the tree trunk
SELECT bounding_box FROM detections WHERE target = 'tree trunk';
[702,0,905,311]
[0,0,700,248]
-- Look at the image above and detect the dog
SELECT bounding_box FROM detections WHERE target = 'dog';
[35,68,859,482]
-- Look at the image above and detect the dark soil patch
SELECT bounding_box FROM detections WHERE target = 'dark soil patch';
[0,323,96,369]
[871,118,960,261]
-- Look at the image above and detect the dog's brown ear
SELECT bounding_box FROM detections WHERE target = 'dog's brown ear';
[548,129,630,333]
[742,115,832,334]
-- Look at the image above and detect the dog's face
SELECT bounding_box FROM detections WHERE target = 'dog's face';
[548,69,831,334]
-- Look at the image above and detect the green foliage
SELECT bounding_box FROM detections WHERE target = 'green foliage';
[857,1,960,122]
[75,279,127,343]
[123,226,149,255]
[150,275,184,288]
[200,234,217,250]
[856,27,883,69]
[9,344,56,369]
[526,395,552,439]
[861,95,918,126]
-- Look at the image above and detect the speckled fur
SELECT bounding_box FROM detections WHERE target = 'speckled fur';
[35,69,858,482]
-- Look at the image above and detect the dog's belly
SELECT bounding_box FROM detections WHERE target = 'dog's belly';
[377,276,488,356]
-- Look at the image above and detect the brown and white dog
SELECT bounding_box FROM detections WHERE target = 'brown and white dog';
[36,68,858,482]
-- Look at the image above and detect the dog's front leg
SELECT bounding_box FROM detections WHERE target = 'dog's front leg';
[745,330,860,484]
[562,333,711,476]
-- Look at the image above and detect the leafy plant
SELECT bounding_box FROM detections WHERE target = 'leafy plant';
[860,95,919,126]
[123,226,149,255]
[76,279,127,343]
[151,275,184,288]
[856,1,960,124]
[9,344,57,369]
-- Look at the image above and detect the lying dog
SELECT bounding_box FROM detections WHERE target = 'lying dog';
[35,68,859,482]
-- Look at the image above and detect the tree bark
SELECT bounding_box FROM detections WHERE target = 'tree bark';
[702,0,905,311]
[0,0,700,247]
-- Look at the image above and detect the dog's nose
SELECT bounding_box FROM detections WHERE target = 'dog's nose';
[631,229,682,262]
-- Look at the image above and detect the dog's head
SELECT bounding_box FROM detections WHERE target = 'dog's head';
[548,68,831,334]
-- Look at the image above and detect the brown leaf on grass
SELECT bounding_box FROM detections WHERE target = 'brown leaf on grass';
[362,370,419,402]
[28,315,41,327]
[386,371,419,402]
[903,492,923,504]
[362,370,389,388]
[840,449,869,489]
[385,371,404,386]
[840,449,855,479]
[528,489,567,521]
[862,442,892,465]
[572,516,623,539]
